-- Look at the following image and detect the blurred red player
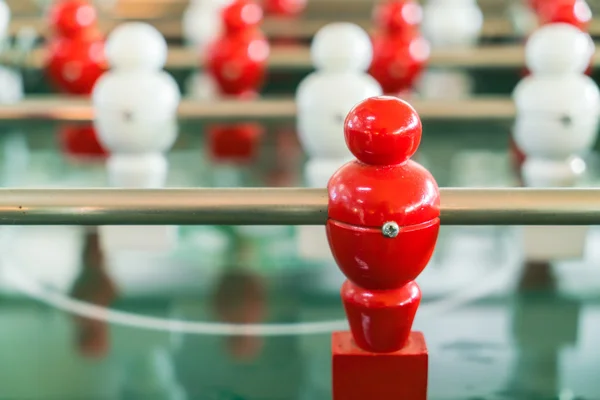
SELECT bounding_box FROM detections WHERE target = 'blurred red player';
[369,0,430,96]
[328,96,439,399]
[46,0,107,158]
[205,0,270,97]
[206,0,269,162]
[537,0,592,31]
[46,0,107,95]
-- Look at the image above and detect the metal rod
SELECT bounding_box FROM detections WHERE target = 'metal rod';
[9,43,600,71]
[8,17,598,40]
[0,96,515,121]
[0,188,598,226]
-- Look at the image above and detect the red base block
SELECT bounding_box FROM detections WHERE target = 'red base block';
[332,331,427,400]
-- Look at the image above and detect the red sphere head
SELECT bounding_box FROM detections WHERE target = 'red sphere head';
[344,96,422,166]
[222,0,264,33]
[373,0,422,34]
[49,0,98,37]
[538,0,592,31]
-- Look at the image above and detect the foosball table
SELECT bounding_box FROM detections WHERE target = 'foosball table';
[1,0,600,399]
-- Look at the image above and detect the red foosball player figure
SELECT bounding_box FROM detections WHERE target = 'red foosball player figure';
[369,0,430,97]
[327,96,440,400]
[46,0,106,95]
[205,0,269,162]
[46,0,107,159]
[206,0,269,98]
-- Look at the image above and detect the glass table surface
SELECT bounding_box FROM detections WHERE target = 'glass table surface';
[0,117,599,400]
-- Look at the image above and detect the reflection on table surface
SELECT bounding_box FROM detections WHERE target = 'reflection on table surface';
[1,119,600,399]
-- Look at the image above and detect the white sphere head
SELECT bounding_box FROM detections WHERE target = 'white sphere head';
[311,23,373,72]
[105,23,168,70]
[526,23,594,75]
[421,0,483,47]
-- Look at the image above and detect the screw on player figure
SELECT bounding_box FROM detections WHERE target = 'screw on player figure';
[46,0,106,95]
[327,96,440,352]
[369,0,430,96]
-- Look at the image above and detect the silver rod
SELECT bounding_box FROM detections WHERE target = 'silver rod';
[0,188,597,226]
[0,96,515,121]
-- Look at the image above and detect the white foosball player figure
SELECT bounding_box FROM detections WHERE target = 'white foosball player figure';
[295,23,382,260]
[419,0,483,99]
[513,23,599,261]
[92,23,181,252]
[183,0,233,99]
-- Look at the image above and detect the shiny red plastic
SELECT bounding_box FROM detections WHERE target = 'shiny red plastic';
[46,33,106,95]
[327,96,440,354]
[537,0,592,31]
[263,0,307,17]
[333,331,428,400]
[48,0,98,38]
[342,280,421,352]
[344,96,422,165]
[328,219,439,290]
[328,161,439,228]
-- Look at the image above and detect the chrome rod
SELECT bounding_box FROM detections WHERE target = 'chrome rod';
[0,97,516,121]
[0,188,597,226]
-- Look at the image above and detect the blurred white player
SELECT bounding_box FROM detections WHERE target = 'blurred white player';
[184,0,233,99]
[513,23,599,261]
[295,23,382,260]
[419,0,483,99]
[93,23,181,252]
